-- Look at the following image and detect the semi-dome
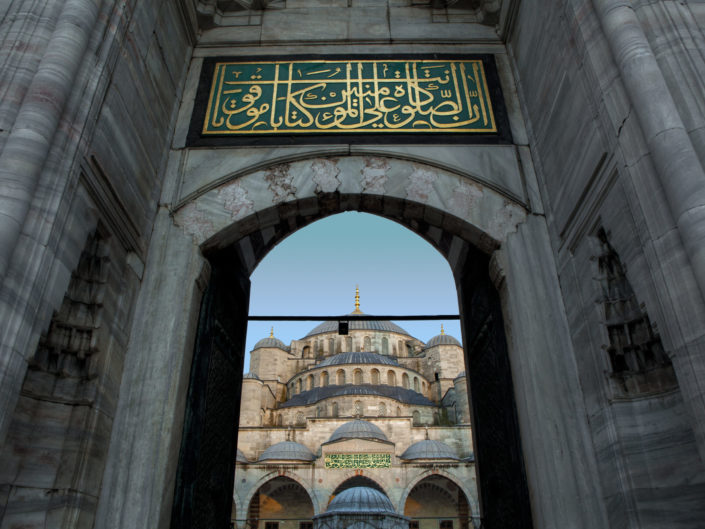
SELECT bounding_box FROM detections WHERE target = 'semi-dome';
[258,441,315,462]
[318,351,400,368]
[236,449,248,463]
[280,384,435,408]
[328,419,388,443]
[326,486,395,514]
[401,440,460,460]
[425,333,462,348]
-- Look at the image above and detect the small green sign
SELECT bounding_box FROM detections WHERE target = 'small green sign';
[202,59,496,135]
[324,453,392,469]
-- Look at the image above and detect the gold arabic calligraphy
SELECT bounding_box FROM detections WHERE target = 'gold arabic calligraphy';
[202,60,497,134]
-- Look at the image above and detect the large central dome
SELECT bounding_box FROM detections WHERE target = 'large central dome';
[305,316,410,338]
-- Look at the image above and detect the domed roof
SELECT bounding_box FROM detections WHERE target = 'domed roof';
[305,317,410,338]
[400,440,460,460]
[326,487,395,514]
[280,384,435,408]
[425,332,462,348]
[328,419,388,443]
[258,441,315,462]
[318,351,400,368]
[236,449,248,463]
[253,336,288,350]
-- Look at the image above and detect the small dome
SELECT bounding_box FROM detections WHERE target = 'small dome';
[258,441,315,462]
[243,372,261,380]
[326,487,395,514]
[401,440,460,460]
[318,351,400,368]
[236,449,248,463]
[425,333,461,348]
[254,336,288,350]
[328,420,388,443]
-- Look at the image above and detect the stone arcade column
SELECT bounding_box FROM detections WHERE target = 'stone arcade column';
[496,215,609,529]
[94,208,209,529]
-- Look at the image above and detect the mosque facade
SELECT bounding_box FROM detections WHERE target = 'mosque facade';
[234,293,477,529]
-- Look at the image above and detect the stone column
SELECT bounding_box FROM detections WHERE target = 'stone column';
[498,215,609,529]
[593,0,705,464]
[93,208,208,529]
[0,0,103,279]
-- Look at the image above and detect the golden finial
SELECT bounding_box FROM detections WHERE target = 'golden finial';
[440,324,445,335]
[352,285,363,314]
[270,326,274,338]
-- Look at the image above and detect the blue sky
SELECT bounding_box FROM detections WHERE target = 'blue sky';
[244,212,462,372]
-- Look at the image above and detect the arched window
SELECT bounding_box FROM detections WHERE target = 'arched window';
[277,415,283,426]
[296,379,302,393]
[303,345,311,357]
[413,377,420,392]
[382,337,389,355]
[353,368,363,385]
[396,407,401,416]
[329,338,335,353]
[321,371,329,387]
[378,402,386,416]
[402,373,409,389]
[332,402,339,417]
[422,381,425,391]
[307,374,315,390]
[371,368,380,385]
[296,412,305,425]
[354,401,363,416]
[337,369,346,385]
[363,336,371,351]
[387,370,396,386]
[346,336,353,351]
[398,340,404,355]
[412,410,421,425]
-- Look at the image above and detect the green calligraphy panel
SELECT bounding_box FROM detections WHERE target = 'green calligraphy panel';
[202,60,496,135]
[324,453,392,469]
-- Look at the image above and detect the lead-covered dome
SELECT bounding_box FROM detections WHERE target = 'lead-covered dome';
[328,419,388,443]
[305,316,410,338]
[258,441,315,462]
[425,333,461,348]
[253,336,289,350]
[326,487,395,514]
[318,351,400,368]
[401,440,460,460]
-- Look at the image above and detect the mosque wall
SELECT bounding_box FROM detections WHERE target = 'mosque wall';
[508,0,705,527]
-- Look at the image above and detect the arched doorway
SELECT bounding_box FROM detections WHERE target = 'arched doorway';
[404,475,474,529]
[245,476,314,529]
[170,166,531,528]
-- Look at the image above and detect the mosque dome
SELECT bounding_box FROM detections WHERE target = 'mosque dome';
[236,449,248,463]
[400,440,460,460]
[326,486,396,514]
[305,287,410,337]
[425,326,461,348]
[258,441,315,462]
[318,351,400,368]
[254,328,289,351]
[328,419,388,443]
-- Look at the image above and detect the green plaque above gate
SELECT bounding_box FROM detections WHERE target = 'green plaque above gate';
[200,58,497,136]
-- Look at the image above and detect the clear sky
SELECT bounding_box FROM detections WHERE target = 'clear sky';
[244,211,462,372]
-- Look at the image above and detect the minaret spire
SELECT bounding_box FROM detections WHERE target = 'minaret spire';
[440,324,445,335]
[352,285,363,314]
[270,326,274,338]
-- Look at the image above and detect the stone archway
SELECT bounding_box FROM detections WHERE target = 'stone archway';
[398,469,478,520]
[96,155,605,529]
[245,476,315,529]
